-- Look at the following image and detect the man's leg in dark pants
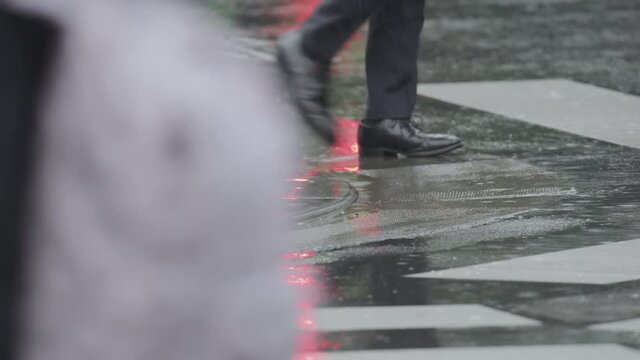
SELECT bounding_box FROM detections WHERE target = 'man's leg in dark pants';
[301,0,386,64]
[280,0,462,155]
[356,0,461,157]
[365,0,426,120]
[278,0,387,143]
[300,0,425,119]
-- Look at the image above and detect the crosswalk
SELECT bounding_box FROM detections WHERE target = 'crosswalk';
[311,304,539,331]
[591,318,640,332]
[417,79,640,149]
[297,344,640,360]
[300,239,640,359]
[406,238,640,285]
[298,79,640,358]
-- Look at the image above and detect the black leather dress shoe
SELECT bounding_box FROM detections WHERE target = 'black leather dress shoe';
[276,32,334,143]
[358,118,462,157]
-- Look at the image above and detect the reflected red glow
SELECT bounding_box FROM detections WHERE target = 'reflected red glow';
[327,118,361,174]
[288,178,312,183]
[283,184,305,201]
[294,353,329,360]
[330,118,360,155]
[262,0,322,37]
[350,211,382,237]
[289,0,322,24]
[284,251,318,260]
[284,118,360,201]
[283,260,341,357]
[284,116,383,237]
[285,265,326,289]
[263,0,364,64]
[269,2,370,358]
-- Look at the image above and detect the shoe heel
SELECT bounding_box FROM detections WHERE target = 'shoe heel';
[359,147,397,158]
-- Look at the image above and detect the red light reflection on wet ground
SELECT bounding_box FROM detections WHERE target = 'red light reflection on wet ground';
[263,3,378,358]
[284,251,318,260]
[293,351,329,360]
[282,119,381,357]
[330,118,360,158]
[284,261,341,356]
[286,264,325,288]
[288,178,312,183]
[350,211,383,237]
[283,118,360,201]
[284,117,381,236]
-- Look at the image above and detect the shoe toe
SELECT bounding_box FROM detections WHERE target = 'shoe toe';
[423,134,461,149]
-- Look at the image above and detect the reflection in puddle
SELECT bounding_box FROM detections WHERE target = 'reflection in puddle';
[284,261,342,356]
[283,118,360,201]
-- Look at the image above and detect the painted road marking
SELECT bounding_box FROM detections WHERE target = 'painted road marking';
[296,344,640,360]
[310,304,539,331]
[591,318,640,332]
[417,79,640,149]
[407,239,640,285]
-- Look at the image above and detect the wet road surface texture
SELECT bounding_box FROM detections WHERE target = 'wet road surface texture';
[224,0,640,358]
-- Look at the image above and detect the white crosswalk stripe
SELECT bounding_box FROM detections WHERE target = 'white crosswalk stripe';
[591,318,640,332]
[311,304,540,331]
[407,238,640,285]
[296,344,640,360]
[418,79,640,149]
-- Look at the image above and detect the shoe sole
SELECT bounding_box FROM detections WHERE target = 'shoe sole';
[360,143,463,158]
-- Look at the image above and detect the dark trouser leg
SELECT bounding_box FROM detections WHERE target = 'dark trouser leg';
[300,0,386,64]
[365,0,426,120]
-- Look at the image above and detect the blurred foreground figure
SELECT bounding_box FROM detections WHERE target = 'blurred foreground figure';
[0,6,56,360]
[3,1,297,359]
[277,0,463,157]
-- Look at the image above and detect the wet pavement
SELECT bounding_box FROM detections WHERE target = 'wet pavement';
[219,0,640,358]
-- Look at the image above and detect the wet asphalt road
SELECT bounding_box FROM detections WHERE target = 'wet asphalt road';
[225,0,640,357]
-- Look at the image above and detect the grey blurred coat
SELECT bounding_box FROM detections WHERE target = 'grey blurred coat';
[4,1,297,359]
